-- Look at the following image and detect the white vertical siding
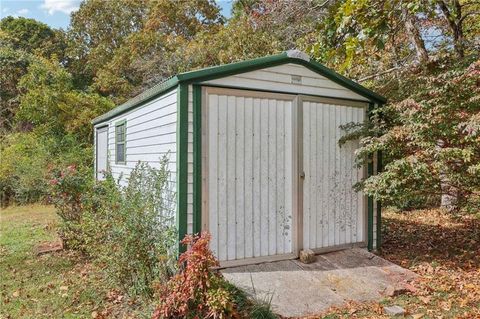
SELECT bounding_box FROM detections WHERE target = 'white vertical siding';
[202,63,369,101]
[205,89,295,262]
[302,101,366,250]
[96,88,178,217]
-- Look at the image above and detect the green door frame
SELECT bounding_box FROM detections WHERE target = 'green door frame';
[177,83,189,253]
[177,83,203,254]
[192,85,202,235]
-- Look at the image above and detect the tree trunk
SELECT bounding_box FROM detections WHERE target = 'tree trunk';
[440,174,458,212]
[437,139,458,212]
[403,8,430,64]
[438,0,465,59]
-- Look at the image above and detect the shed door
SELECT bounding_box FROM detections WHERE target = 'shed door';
[204,87,297,264]
[96,126,108,180]
[301,98,366,251]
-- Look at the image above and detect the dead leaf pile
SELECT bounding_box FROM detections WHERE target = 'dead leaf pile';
[307,208,480,318]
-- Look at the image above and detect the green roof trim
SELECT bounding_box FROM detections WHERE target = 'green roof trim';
[92,50,386,124]
[92,76,179,124]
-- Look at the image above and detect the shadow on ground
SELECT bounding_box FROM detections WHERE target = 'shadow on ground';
[380,210,480,271]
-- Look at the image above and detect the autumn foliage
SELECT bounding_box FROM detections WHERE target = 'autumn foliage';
[153,232,238,319]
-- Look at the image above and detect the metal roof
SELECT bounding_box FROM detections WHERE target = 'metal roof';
[92,50,386,124]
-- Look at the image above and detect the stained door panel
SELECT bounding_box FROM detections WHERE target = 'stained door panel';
[205,89,296,262]
[302,100,365,250]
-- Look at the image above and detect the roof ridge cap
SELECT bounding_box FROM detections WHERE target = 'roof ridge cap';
[285,50,310,62]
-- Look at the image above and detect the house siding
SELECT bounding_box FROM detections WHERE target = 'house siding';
[201,63,370,101]
[95,88,178,218]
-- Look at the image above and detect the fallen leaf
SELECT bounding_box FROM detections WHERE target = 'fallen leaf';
[419,296,431,304]
[404,282,417,293]
[441,301,451,311]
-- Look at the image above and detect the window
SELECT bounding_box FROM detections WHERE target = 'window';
[115,120,126,164]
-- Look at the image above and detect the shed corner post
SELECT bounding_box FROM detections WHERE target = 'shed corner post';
[192,84,202,235]
[375,102,384,251]
[367,102,375,252]
[367,158,374,251]
[376,149,383,251]
[177,83,189,254]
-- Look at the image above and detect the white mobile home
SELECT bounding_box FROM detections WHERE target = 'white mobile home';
[92,50,386,267]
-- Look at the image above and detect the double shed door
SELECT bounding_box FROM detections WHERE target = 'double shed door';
[203,87,366,265]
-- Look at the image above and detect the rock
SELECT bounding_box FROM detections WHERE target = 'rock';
[299,249,316,264]
[384,305,405,316]
[384,285,395,297]
[35,241,63,256]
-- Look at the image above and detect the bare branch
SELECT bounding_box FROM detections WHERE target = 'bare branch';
[357,67,401,82]
[460,10,480,23]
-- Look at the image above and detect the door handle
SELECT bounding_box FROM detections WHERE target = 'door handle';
[300,171,305,179]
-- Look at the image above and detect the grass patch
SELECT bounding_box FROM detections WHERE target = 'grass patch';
[0,204,277,318]
[221,280,277,319]
[0,204,149,318]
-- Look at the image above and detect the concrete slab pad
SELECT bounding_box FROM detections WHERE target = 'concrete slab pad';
[221,248,417,318]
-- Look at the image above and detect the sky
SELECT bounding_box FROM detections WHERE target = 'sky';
[0,0,233,29]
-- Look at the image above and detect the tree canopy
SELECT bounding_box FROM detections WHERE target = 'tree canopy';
[0,0,479,209]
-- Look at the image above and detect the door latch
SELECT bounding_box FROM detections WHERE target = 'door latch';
[300,171,305,179]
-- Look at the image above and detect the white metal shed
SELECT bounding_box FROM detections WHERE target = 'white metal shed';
[92,50,386,267]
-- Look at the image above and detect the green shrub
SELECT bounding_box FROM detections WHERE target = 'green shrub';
[49,163,92,250]
[0,132,50,205]
[50,158,177,297]
[94,161,177,296]
[0,131,92,206]
[357,59,480,212]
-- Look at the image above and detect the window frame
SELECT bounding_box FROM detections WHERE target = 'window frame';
[115,120,127,165]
